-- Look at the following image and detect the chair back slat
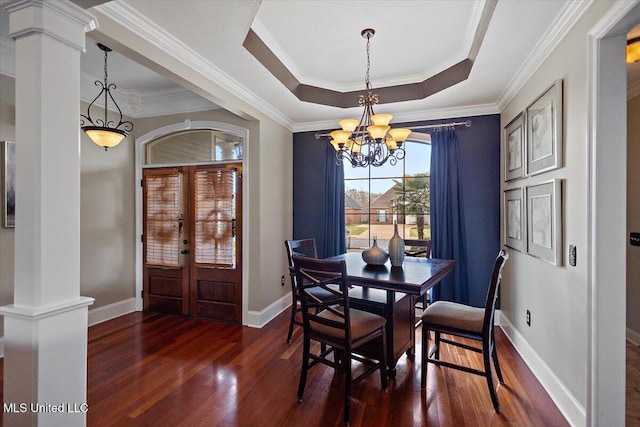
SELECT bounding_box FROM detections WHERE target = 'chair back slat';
[285,239,318,267]
[404,239,432,258]
[292,255,350,339]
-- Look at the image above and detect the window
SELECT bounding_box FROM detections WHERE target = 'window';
[344,139,431,251]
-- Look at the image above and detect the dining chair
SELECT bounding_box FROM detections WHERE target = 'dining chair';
[292,255,388,426]
[404,238,432,327]
[284,238,320,343]
[420,250,509,412]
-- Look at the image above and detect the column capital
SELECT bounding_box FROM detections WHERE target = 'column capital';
[3,0,98,51]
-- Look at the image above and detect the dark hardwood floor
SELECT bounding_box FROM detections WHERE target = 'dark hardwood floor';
[0,310,568,426]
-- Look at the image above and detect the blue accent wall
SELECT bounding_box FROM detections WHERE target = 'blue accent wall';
[292,130,332,257]
[293,114,501,307]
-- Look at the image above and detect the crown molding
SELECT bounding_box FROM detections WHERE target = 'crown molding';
[496,0,594,111]
[2,34,220,119]
[95,1,295,131]
[292,102,499,133]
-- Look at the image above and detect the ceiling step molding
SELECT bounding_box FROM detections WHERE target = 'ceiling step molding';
[496,0,594,111]
[293,103,499,133]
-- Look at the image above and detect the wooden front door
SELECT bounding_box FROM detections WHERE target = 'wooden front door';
[143,164,242,322]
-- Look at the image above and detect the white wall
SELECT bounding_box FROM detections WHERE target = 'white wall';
[499,1,617,424]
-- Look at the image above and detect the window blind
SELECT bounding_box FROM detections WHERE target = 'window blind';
[145,173,182,267]
[194,169,235,266]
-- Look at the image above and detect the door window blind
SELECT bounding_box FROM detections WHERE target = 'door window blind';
[145,173,182,266]
[194,169,236,266]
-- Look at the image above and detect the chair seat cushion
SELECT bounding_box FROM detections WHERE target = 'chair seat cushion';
[312,308,385,340]
[422,301,484,333]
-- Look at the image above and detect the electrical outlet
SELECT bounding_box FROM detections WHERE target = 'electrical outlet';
[569,244,577,266]
[526,310,531,327]
[281,275,285,287]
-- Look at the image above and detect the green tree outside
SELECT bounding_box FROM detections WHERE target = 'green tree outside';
[391,173,430,239]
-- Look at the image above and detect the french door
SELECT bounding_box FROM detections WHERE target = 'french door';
[142,164,242,322]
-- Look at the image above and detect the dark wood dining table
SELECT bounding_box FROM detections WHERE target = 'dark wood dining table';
[328,252,455,377]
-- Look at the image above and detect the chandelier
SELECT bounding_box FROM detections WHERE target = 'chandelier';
[81,43,133,151]
[321,29,411,167]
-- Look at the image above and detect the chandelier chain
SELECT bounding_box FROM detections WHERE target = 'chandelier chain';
[103,48,108,86]
[365,32,371,92]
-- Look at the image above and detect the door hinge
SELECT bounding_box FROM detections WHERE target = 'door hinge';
[140,290,143,298]
[140,234,144,243]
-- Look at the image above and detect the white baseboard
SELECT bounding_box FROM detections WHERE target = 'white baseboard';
[88,298,137,327]
[246,292,291,328]
[496,310,585,427]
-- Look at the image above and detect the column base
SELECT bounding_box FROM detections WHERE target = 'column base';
[1,297,94,427]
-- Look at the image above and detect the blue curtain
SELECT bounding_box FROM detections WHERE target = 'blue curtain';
[430,127,469,304]
[322,146,346,258]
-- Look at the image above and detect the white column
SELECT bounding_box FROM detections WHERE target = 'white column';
[0,1,97,426]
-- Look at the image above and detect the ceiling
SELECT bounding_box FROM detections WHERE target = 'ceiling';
[1,0,639,132]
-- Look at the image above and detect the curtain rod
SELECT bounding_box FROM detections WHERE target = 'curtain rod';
[408,120,472,131]
[314,120,471,138]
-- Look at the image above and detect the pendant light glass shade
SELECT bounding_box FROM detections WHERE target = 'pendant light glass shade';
[83,127,127,149]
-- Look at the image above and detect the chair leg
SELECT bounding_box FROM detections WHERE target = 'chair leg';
[483,341,500,412]
[287,294,297,343]
[490,329,504,384]
[421,324,428,389]
[297,335,310,402]
[434,331,441,360]
[380,329,388,391]
[491,342,504,384]
[343,349,351,426]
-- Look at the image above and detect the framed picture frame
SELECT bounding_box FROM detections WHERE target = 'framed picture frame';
[504,113,525,181]
[526,79,563,175]
[504,187,525,252]
[525,179,562,265]
[3,140,15,228]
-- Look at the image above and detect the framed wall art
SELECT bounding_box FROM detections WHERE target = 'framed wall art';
[3,140,15,228]
[504,113,525,181]
[504,187,525,252]
[526,79,563,175]
[525,179,562,265]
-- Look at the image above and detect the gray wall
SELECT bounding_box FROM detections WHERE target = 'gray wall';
[628,94,640,337]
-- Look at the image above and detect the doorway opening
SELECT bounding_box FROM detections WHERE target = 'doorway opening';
[135,121,249,324]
